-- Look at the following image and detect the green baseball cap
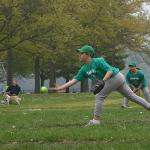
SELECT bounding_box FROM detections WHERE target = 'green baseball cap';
[128,62,136,67]
[76,45,94,57]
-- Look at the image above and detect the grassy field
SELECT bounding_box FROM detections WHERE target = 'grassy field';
[0,92,150,150]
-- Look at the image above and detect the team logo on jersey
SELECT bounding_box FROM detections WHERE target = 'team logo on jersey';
[86,69,96,75]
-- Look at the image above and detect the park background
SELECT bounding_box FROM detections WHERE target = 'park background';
[0,1,150,150]
[0,0,149,93]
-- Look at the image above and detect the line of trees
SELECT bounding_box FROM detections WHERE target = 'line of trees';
[0,0,149,93]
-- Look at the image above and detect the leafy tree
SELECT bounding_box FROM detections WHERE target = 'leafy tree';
[0,0,149,93]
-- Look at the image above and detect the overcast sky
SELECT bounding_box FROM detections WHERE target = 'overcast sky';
[142,3,150,18]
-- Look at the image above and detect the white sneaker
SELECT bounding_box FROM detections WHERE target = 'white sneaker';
[85,119,100,126]
[121,105,128,108]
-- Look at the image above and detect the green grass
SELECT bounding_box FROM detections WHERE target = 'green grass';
[0,92,150,150]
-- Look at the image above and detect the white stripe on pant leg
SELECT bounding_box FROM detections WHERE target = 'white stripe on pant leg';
[118,82,150,110]
[143,87,150,103]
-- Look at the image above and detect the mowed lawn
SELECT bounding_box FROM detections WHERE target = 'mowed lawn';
[0,92,150,150]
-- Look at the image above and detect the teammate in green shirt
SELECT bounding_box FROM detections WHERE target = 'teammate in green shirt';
[122,62,150,108]
[50,45,150,126]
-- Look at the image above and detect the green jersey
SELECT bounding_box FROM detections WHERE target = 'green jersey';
[126,70,148,88]
[74,58,119,81]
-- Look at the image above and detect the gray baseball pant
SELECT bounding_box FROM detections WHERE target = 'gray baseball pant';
[94,72,150,117]
[123,87,150,107]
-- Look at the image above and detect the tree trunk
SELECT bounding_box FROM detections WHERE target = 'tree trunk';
[81,78,89,92]
[91,80,97,92]
[34,56,40,93]
[65,77,69,93]
[49,72,56,87]
[40,70,45,87]
[48,61,56,88]
[7,49,13,86]
[111,51,115,66]
[41,78,45,87]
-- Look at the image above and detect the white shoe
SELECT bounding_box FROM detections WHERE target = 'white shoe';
[85,119,100,126]
[121,105,128,108]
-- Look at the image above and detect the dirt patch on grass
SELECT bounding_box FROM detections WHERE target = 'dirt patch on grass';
[1,138,150,148]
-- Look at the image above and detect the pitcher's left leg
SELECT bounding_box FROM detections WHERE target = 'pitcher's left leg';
[118,83,150,110]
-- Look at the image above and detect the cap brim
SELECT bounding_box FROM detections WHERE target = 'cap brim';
[76,49,83,53]
[128,65,136,67]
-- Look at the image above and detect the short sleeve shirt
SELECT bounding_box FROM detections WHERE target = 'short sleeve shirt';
[126,70,148,88]
[74,58,119,81]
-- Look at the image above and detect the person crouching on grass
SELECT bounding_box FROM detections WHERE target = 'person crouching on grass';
[50,45,150,126]
[5,79,21,105]
[122,62,150,108]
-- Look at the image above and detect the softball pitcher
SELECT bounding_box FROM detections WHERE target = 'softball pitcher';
[122,62,150,108]
[50,45,150,126]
